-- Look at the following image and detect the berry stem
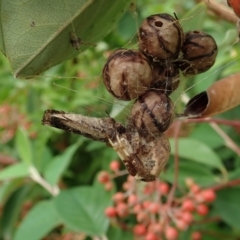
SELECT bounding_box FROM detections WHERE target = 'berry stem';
[167,121,182,206]
[211,178,240,191]
[210,122,240,156]
[183,117,240,129]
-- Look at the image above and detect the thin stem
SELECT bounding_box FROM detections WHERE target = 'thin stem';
[210,122,240,156]
[211,178,240,191]
[195,0,238,23]
[198,229,238,240]
[111,169,128,179]
[183,117,240,129]
[29,166,60,196]
[167,120,182,207]
[194,216,221,224]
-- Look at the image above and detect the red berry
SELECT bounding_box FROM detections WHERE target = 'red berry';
[148,222,163,233]
[127,175,135,183]
[201,189,216,203]
[133,204,142,213]
[116,202,129,217]
[144,182,155,194]
[191,184,201,194]
[133,224,147,236]
[136,211,149,223]
[112,192,125,203]
[105,207,117,217]
[122,182,130,191]
[176,219,188,230]
[143,201,151,209]
[182,199,195,212]
[145,232,159,240]
[97,171,110,184]
[104,181,113,191]
[195,193,204,203]
[197,204,209,216]
[109,160,120,172]
[158,182,170,195]
[165,226,179,240]
[191,231,202,240]
[128,194,138,205]
[181,211,193,224]
[148,202,160,214]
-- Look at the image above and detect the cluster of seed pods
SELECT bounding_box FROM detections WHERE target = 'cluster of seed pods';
[102,13,218,137]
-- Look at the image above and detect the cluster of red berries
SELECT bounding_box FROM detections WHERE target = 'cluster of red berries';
[99,165,216,240]
[97,160,121,191]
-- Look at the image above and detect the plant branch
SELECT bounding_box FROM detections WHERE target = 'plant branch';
[196,0,238,23]
[167,120,182,207]
[210,122,240,156]
[211,178,240,191]
[29,166,60,196]
[183,117,240,129]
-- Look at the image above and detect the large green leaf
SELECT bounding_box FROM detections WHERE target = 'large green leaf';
[0,186,31,240]
[15,128,32,165]
[0,162,29,180]
[214,187,240,229]
[43,141,81,185]
[169,138,226,174]
[54,185,111,236]
[0,0,130,78]
[13,200,62,240]
[162,160,218,187]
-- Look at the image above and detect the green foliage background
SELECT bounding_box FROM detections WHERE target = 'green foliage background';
[0,0,240,239]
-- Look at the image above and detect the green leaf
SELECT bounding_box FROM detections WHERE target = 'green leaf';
[13,200,62,240]
[15,128,32,165]
[162,159,218,187]
[214,187,240,229]
[0,186,31,240]
[0,0,131,78]
[107,226,133,240]
[180,2,207,32]
[43,142,81,185]
[189,124,224,149]
[54,185,111,236]
[0,162,29,181]
[0,179,26,206]
[169,138,226,174]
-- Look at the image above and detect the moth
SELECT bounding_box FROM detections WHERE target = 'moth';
[42,110,170,182]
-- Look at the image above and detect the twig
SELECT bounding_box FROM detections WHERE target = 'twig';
[210,122,240,156]
[29,166,60,196]
[194,216,221,224]
[196,0,238,23]
[167,120,182,207]
[197,229,238,240]
[111,169,128,179]
[183,117,240,129]
[211,178,240,191]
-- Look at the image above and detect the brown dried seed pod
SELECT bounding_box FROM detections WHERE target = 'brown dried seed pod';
[151,63,180,95]
[138,13,184,60]
[178,31,218,75]
[130,90,175,134]
[102,49,153,101]
[184,72,240,117]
